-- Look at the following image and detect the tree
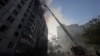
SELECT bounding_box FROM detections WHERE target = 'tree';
[82,17,100,48]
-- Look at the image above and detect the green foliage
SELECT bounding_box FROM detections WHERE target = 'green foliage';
[82,18,100,47]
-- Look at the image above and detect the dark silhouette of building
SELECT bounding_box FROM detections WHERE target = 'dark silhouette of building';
[0,0,48,56]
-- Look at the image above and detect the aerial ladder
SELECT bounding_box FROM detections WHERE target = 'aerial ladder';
[44,4,86,56]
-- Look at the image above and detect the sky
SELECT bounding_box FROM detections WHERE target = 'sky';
[45,0,100,40]
[50,0,100,24]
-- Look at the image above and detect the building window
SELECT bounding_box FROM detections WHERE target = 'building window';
[0,25,8,32]
[31,13,35,18]
[24,13,27,17]
[21,0,25,5]
[7,41,13,48]
[18,24,22,29]
[14,31,19,37]
[27,9,29,12]
[10,19,14,23]
[0,0,9,9]
[0,39,2,42]
[21,18,25,22]
[7,16,14,23]
[7,16,11,21]
[0,1,5,6]
[31,0,33,2]
[17,4,22,10]
[0,0,8,6]
[13,9,18,16]
[0,5,2,9]
[29,17,33,22]
[30,2,32,5]
[28,5,31,8]
[25,0,27,1]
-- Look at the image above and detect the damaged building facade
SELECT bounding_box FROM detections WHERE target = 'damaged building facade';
[0,0,48,56]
